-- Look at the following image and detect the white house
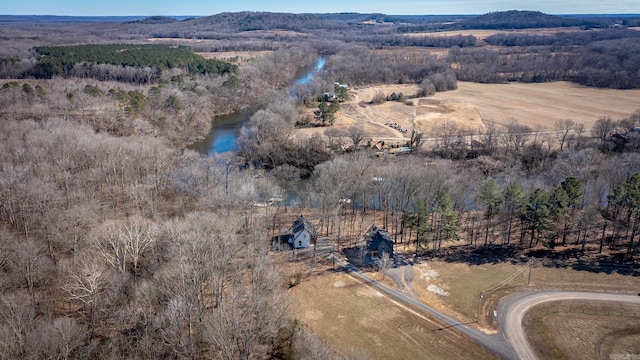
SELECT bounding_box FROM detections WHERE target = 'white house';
[289,215,315,249]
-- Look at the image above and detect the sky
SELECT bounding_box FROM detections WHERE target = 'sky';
[2,0,639,16]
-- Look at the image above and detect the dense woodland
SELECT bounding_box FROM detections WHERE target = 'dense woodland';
[31,44,237,80]
[1,10,640,359]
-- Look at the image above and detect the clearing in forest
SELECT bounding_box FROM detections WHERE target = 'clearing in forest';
[291,272,497,360]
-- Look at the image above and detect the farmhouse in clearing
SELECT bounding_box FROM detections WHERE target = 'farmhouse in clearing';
[364,225,394,261]
[289,215,316,249]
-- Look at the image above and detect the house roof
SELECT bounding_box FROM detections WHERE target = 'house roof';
[366,226,393,250]
[292,215,314,235]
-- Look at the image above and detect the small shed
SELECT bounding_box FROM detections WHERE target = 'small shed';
[290,215,315,249]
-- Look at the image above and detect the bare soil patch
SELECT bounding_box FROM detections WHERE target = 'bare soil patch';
[522,300,640,360]
[291,272,497,359]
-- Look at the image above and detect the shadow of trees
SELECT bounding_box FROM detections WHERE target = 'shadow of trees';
[437,245,640,276]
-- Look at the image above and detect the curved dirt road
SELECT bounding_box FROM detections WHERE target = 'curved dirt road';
[497,291,640,360]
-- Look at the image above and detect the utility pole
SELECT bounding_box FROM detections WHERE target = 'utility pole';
[477,291,484,323]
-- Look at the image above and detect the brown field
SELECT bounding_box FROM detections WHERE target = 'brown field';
[431,81,640,129]
[523,301,640,359]
[291,272,497,359]
[374,47,451,58]
[383,256,640,332]
[405,29,505,40]
[404,27,587,40]
[195,50,272,62]
[238,29,310,37]
[299,81,640,144]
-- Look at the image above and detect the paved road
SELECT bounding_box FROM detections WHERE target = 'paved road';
[340,262,517,359]
[497,291,640,360]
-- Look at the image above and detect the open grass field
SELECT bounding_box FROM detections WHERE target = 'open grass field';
[388,255,640,332]
[291,272,498,359]
[408,259,529,332]
[522,301,640,359]
[404,27,587,40]
[299,81,640,144]
[432,81,640,129]
[195,50,272,62]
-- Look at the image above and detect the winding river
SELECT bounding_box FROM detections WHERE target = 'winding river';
[191,56,326,155]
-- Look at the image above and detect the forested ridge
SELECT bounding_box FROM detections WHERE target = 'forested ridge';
[1,9,640,360]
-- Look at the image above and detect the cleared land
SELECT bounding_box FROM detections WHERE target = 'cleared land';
[404,27,587,40]
[432,81,640,129]
[196,50,272,62]
[523,301,640,360]
[300,81,640,144]
[381,256,640,332]
[291,272,497,360]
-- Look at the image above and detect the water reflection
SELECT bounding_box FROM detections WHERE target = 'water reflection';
[190,56,326,155]
[189,108,255,154]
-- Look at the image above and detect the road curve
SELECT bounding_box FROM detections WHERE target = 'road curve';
[497,291,640,360]
[341,263,517,359]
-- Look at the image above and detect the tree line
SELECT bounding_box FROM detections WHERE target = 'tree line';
[27,44,236,82]
[450,29,640,89]
[305,112,640,264]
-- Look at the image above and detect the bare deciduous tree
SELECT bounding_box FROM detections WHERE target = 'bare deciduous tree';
[554,119,577,151]
[378,252,392,280]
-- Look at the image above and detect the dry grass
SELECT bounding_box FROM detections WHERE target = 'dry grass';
[291,272,497,360]
[411,260,528,326]
[404,29,505,40]
[297,81,640,145]
[196,50,272,62]
[523,301,640,360]
[404,27,586,40]
[432,81,640,129]
[238,29,310,37]
[387,257,640,333]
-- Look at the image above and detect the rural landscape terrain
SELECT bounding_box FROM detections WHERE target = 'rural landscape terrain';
[1,9,640,359]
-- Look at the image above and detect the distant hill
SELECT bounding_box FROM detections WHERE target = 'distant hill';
[0,15,199,24]
[0,15,147,23]
[189,12,328,32]
[458,10,586,29]
[128,16,179,24]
